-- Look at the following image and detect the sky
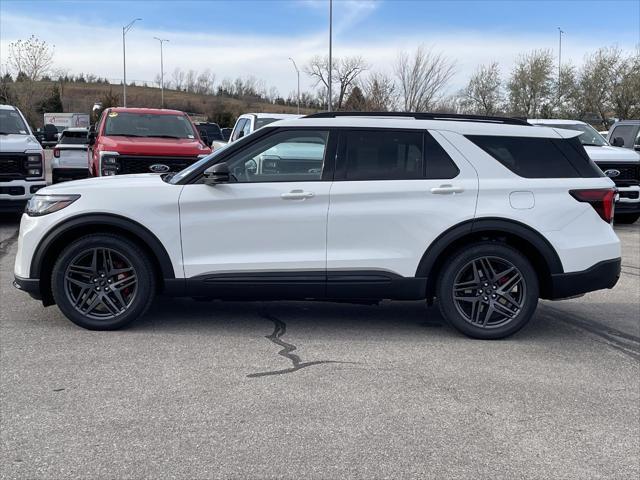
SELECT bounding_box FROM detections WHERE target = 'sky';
[1,0,639,98]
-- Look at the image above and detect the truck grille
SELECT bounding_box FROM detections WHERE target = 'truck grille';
[0,154,27,180]
[117,156,199,175]
[595,162,639,186]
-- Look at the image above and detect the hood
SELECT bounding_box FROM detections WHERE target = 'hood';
[99,135,211,156]
[584,145,640,163]
[0,134,43,153]
[40,173,167,194]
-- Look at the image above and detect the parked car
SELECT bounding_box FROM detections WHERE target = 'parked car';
[0,105,46,212]
[14,112,621,339]
[35,123,61,148]
[193,122,224,148]
[529,119,640,224]
[51,128,90,184]
[607,120,640,152]
[88,107,211,176]
[211,113,302,150]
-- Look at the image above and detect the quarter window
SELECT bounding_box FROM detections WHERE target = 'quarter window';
[224,130,328,183]
[425,132,459,179]
[343,130,423,180]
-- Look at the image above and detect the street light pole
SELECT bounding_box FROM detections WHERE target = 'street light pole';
[289,57,300,114]
[328,0,332,112]
[558,27,564,85]
[154,37,169,108]
[122,18,142,107]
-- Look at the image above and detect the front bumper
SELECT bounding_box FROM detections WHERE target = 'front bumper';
[0,179,47,211]
[548,258,621,299]
[615,185,640,214]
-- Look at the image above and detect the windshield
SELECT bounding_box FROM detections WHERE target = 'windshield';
[255,118,281,129]
[546,123,608,147]
[168,143,231,184]
[0,109,29,135]
[104,112,196,139]
[59,131,88,144]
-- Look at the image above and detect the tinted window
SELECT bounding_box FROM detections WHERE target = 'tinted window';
[343,130,423,180]
[232,119,247,141]
[59,131,88,145]
[224,130,328,183]
[466,135,601,178]
[610,125,635,147]
[255,118,280,129]
[425,132,459,179]
[542,123,607,146]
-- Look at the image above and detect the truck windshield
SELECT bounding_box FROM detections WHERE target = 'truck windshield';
[0,109,29,135]
[545,123,608,147]
[104,112,196,139]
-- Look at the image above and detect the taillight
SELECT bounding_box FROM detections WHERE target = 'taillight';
[53,148,60,158]
[570,188,617,223]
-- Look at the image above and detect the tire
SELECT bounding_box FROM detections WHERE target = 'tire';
[615,213,640,224]
[51,234,155,330]
[437,242,539,339]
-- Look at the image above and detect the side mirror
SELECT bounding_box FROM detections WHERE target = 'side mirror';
[612,136,625,147]
[203,162,230,185]
[200,134,210,146]
[237,130,245,139]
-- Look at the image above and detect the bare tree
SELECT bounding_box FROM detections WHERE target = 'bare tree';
[171,68,185,91]
[195,69,215,95]
[360,71,397,111]
[185,70,197,93]
[507,49,555,117]
[305,55,368,109]
[459,62,503,115]
[7,35,54,81]
[611,48,640,120]
[394,45,456,112]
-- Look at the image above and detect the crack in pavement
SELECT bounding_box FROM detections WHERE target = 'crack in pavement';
[0,229,19,260]
[247,307,355,378]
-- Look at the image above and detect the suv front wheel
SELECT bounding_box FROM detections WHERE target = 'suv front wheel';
[51,234,155,330]
[437,243,539,339]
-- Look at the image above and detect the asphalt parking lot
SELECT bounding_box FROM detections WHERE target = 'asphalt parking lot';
[1,172,639,478]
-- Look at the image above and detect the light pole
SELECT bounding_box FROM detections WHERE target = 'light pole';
[328,0,333,112]
[289,57,300,114]
[154,37,169,108]
[558,27,565,86]
[122,18,142,107]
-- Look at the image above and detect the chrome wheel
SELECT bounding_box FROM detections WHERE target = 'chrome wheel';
[452,256,526,329]
[64,248,138,320]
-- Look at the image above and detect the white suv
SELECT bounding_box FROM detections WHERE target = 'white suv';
[13,113,621,339]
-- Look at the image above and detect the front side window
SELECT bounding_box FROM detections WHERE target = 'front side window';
[0,109,28,135]
[343,130,423,180]
[223,130,328,183]
[103,112,196,139]
[232,119,247,141]
[610,125,635,147]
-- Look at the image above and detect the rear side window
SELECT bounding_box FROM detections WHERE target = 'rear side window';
[466,135,602,178]
[343,130,423,180]
[425,132,459,179]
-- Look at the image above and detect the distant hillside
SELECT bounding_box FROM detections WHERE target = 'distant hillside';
[8,80,314,128]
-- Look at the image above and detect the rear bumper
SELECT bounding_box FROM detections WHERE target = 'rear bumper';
[13,275,42,300]
[52,168,88,182]
[548,258,621,299]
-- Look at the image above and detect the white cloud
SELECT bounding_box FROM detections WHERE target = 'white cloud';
[1,10,637,99]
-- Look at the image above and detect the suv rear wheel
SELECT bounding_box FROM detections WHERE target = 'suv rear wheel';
[51,234,155,330]
[437,243,539,339]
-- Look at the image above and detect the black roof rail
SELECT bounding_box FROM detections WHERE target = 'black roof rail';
[304,111,531,126]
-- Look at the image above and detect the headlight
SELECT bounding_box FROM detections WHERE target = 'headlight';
[99,151,120,176]
[25,194,80,217]
[24,154,43,177]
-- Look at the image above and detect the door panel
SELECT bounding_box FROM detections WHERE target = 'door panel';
[327,129,478,281]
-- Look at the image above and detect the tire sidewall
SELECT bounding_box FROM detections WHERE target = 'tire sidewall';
[52,234,155,330]
[437,243,539,339]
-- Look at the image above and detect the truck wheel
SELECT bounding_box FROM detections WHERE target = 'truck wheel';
[437,243,539,339]
[51,234,155,330]
[615,213,640,224]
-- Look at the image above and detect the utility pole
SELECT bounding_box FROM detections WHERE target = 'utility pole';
[289,57,300,114]
[154,37,169,108]
[328,0,332,112]
[122,18,142,107]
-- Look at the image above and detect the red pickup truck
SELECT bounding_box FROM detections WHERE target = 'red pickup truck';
[88,107,211,176]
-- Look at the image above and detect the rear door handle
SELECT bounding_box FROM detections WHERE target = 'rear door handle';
[281,189,315,200]
[430,184,464,195]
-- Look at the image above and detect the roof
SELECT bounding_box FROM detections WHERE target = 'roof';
[270,116,577,138]
[62,127,88,132]
[109,107,186,115]
[241,113,302,119]
[528,119,588,125]
[0,104,17,111]
[613,119,640,124]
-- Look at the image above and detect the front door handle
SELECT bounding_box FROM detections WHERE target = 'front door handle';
[430,184,464,195]
[281,189,315,200]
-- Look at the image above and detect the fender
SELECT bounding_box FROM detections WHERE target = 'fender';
[29,213,176,279]
[415,217,564,278]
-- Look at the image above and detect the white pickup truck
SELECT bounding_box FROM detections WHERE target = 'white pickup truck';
[211,113,301,150]
[0,105,46,212]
